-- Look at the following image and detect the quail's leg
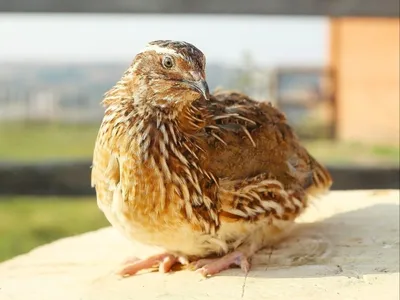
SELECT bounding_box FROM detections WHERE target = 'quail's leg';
[192,251,251,277]
[118,253,188,276]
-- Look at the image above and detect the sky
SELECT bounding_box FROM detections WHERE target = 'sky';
[0,14,328,66]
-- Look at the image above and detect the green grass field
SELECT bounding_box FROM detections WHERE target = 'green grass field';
[0,196,108,262]
[0,122,398,165]
[0,122,398,262]
[0,123,99,161]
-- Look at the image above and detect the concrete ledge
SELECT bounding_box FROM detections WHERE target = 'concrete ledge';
[0,190,399,300]
[0,161,399,195]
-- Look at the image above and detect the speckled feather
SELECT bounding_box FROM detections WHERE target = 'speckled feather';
[91,40,332,261]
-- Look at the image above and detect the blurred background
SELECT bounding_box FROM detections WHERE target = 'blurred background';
[0,1,399,262]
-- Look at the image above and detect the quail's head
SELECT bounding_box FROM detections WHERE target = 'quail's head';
[128,40,210,106]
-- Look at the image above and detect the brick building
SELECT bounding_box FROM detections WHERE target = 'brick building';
[330,18,399,144]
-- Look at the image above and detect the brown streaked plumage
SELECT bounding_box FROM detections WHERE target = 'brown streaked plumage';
[91,40,332,277]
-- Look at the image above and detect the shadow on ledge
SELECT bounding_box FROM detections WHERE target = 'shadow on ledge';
[247,203,400,279]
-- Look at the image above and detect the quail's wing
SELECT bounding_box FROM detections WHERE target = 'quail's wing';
[202,90,332,197]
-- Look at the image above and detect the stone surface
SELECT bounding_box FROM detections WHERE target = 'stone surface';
[0,190,399,300]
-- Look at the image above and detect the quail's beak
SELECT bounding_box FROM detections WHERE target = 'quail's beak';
[186,80,210,100]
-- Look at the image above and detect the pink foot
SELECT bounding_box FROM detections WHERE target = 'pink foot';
[117,253,188,277]
[193,251,251,277]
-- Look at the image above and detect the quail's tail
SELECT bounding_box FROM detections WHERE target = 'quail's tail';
[305,155,333,197]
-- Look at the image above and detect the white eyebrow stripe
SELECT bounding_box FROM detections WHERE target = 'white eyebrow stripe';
[138,44,185,59]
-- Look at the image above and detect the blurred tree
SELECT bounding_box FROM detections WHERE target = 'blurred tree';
[234,50,271,100]
[235,50,254,95]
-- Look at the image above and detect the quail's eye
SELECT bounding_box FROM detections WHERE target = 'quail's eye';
[162,56,174,69]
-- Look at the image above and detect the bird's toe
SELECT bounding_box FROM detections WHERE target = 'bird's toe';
[194,251,251,277]
[117,253,187,277]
